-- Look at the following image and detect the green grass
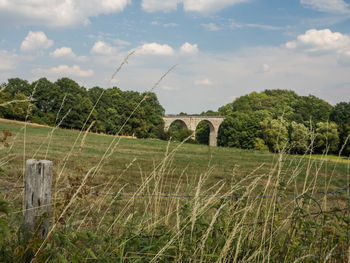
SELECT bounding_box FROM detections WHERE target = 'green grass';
[0,119,346,201]
[1,118,350,262]
[0,118,348,194]
[306,153,350,163]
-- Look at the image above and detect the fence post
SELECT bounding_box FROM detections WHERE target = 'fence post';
[24,159,53,240]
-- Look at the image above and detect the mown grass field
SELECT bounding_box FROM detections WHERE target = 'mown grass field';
[1,118,350,262]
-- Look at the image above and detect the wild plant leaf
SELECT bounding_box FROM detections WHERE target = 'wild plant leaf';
[85,248,97,259]
[57,253,69,263]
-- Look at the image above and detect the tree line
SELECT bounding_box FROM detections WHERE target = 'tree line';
[0,78,349,156]
[0,78,165,138]
[215,90,349,156]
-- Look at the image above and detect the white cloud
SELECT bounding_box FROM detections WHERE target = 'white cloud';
[300,0,350,14]
[285,41,297,49]
[0,50,18,71]
[141,0,250,13]
[180,42,199,55]
[20,31,53,53]
[91,41,117,55]
[286,29,350,58]
[183,0,249,13]
[32,65,94,78]
[201,23,221,31]
[0,0,130,27]
[142,0,179,12]
[195,78,212,85]
[137,43,175,55]
[50,46,87,61]
[50,47,75,58]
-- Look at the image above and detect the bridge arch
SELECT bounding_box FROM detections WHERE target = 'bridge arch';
[163,116,224,146]
[166,119,189,130]
[196,119,216,146]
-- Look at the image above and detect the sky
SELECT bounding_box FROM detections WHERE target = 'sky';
[0,0,350,114]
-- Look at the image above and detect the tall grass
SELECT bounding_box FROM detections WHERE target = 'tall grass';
[1,118,349,262]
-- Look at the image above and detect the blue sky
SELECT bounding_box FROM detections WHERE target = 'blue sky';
[1,0,350,114]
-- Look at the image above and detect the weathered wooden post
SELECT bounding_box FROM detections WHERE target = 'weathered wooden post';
[24,159,53,240]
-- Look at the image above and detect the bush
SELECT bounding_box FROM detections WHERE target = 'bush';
[254,138,269,151]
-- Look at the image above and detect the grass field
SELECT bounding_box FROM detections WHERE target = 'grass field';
[1,118,350,262]
[0,118,348,193]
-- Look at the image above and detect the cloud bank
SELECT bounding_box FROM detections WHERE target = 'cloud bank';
[0,0,130,27]
[286,29,350,59]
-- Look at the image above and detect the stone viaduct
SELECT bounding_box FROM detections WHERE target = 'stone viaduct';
[163,115,225,147]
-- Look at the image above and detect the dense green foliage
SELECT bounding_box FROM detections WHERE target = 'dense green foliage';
[167,120,194,143]
[0,78,165,138]
[195,121,210,145]
[289,121,309,154]
[217,90,348,155]
[220,90,332,124]
[217,111,269,149]
[330,102,350,155]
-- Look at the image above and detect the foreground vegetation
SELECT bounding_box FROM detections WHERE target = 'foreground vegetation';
[0,118,349,262]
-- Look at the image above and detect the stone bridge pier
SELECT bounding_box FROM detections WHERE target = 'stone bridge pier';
[163,116,224,147]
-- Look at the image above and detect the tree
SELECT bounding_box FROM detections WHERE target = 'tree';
[220,90,332,125]
[140,92,165,138]
[4,78,31,97]
[289,121,309,154]
[217,110,270,149]
[200,110,220,116]
[218,112,258,149]
[260,118,289,152]
[195,121,210,145]
[315,122,339,154]
[168,120,193,142]
[294,95,332,125]
[30,78,62,125]
[230,90,299,121]
[254,138,269,151]
[0,91,13,118]
[88,87,164,138]
[218,103,233,116]
[216,89,335,153]
[1,77,166,139]
[330,102,350,155]
[55,78,95,129]
[0,93,30,121]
